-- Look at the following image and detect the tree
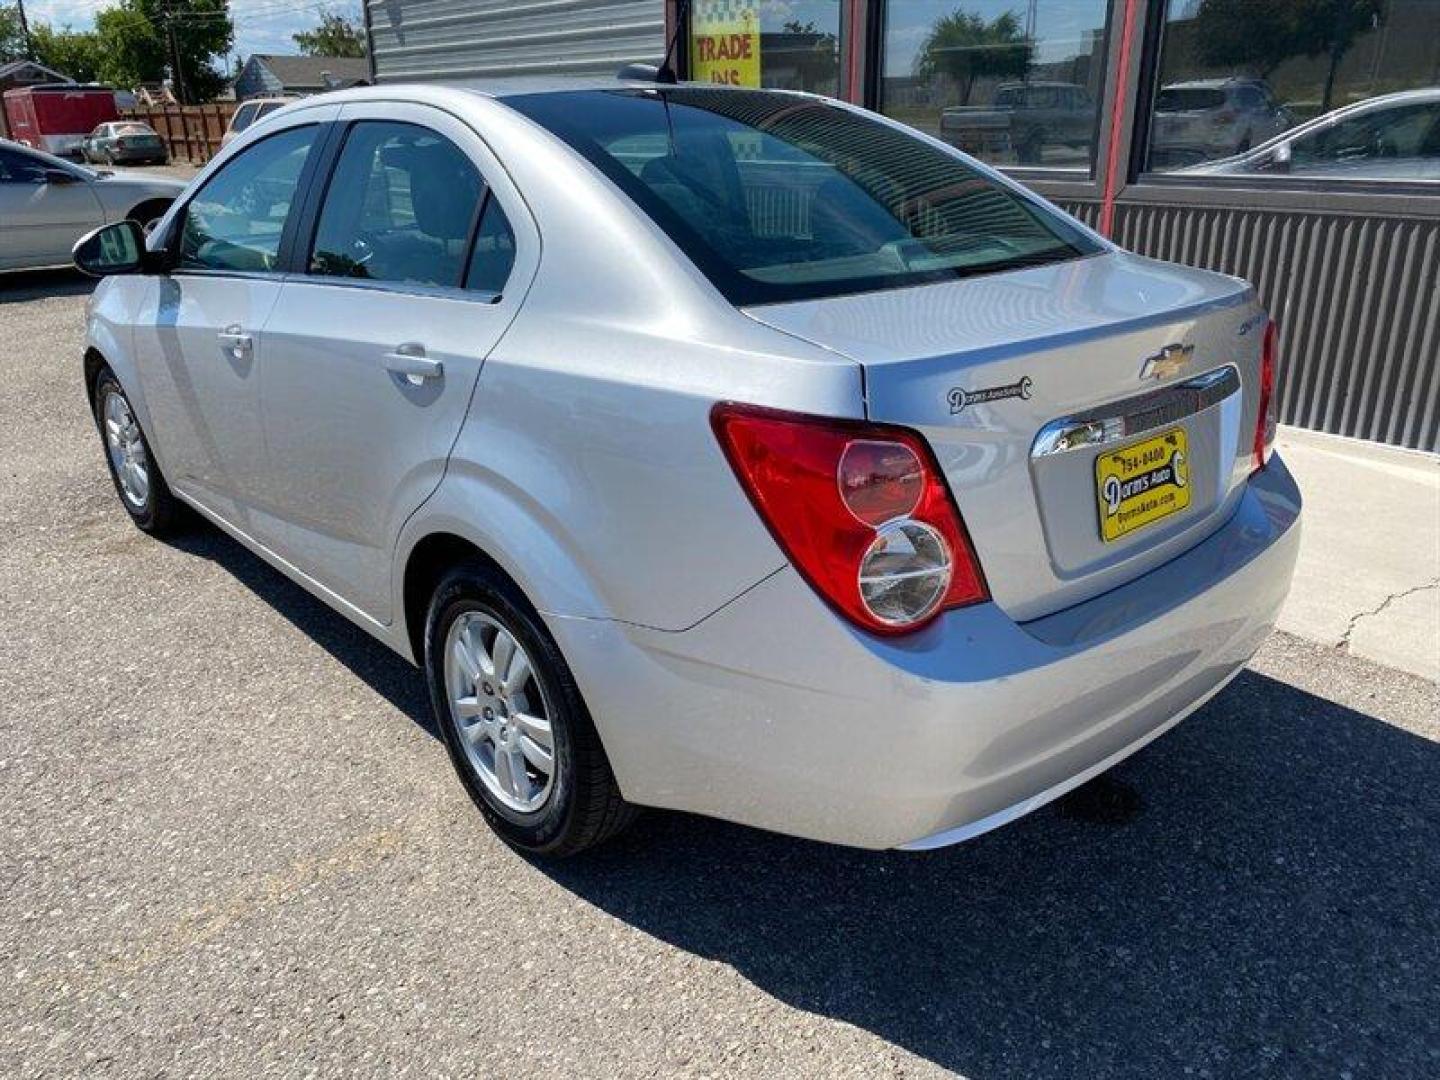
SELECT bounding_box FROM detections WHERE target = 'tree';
[292,8,366,58]
[1192,0,1305,79]
[779,19,838,93]
[84,0,232,103]
[29,24,105,82]
[1296,0,1384,113]
[1,6,30,62]
[917,9,1032,105]
[1192,0,1383,112]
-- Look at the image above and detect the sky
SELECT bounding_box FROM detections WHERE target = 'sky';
[21,0,365,67]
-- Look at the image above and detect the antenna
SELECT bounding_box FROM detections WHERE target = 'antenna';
[655,0,693,85]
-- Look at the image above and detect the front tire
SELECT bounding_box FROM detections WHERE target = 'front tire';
[93,367,182,534]
[424,561,636,856]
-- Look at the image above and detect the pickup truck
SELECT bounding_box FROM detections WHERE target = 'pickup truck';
[940,81,1094,165]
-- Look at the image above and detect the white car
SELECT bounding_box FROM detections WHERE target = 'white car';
[73,82,1301,856]
[1,139,184,272]
[1179,87,1440,181]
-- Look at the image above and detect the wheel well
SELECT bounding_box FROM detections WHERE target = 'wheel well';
[83,348,109,411]
[402,533,502,663]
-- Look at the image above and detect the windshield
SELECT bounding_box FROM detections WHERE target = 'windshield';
[505,88,1097,305]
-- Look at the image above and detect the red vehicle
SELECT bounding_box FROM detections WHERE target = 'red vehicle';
[3,86,120,159]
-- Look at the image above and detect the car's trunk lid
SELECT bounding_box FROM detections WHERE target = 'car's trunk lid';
[744,251,1267,622]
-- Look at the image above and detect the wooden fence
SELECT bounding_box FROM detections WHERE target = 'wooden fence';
[120,104,237,165]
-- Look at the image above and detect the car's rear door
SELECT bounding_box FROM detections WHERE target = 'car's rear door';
[253,102,538,623]
[130,110,337,524]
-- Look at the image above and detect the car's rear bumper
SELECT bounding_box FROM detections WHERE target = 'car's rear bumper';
[551,455,1302,850]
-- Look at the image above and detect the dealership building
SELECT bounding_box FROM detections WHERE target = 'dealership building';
[363,0,1440,451]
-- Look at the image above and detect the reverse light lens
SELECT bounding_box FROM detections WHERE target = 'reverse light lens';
[1253,319,1277,471]
[859,520,952,625]
[711,403,988,635]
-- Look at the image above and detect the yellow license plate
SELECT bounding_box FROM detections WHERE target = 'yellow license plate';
[1095,428,1191,543]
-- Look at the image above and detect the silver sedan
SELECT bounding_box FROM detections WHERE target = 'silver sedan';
[1,139,185,272]
[80,121,170,166]
[72,82,1301,856]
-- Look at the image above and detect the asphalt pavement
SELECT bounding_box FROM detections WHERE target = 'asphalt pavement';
[2,271,1438,1078]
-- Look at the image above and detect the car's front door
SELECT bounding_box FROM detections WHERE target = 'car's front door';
[0,148,104,269]
[254,103,537,623]
[130,113,334,525]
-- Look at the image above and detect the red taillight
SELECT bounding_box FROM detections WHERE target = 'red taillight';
[1253,319,1278,471]
[711,403,988,635]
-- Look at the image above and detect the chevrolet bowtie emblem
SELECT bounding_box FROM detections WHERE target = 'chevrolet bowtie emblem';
[1139,343,1195,381]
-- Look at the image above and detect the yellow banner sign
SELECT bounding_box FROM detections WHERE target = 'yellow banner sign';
[690,1,761,87]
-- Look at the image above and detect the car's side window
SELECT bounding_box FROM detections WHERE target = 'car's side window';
[308,120,483,288]
[179,124,318,274]
[465,195,516,294]
[0,148,47,183]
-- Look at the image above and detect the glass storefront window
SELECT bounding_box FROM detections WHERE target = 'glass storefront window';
[1144,0,1440,182]
[878,1,1111,172]
[690,1,842,98]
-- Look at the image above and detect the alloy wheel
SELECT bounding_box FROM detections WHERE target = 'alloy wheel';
[102,389,150,509]
[443,610,556,813]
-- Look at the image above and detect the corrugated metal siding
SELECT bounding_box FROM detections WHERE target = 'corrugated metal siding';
[368,0,665,82]
[1057,199,1102,229]
[1110,203,1438,451]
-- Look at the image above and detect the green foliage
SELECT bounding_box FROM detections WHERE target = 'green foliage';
[1,6,29,62]
[1192,0,1385,111]
[917,9,1033,105]
[292,9,367,58]
[19,0,233,103]
[29,25,105,82]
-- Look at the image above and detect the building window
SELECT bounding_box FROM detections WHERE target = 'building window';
[877,1,1111,173]
[689,1,842,97]
[1143,0,1440,182]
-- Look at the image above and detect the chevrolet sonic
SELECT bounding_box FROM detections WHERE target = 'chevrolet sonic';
[73,81,1301,855]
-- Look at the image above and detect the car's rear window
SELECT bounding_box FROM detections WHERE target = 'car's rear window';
[505,88,1098,305]
[1156,88,1227,112]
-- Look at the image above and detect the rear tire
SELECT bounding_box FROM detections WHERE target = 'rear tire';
[424,560,637,856]
[93,367,182,535]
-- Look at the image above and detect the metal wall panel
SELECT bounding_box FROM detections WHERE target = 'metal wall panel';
[368,0,665,82]
[1110,203,1438,451]
[1049,196,1437,451]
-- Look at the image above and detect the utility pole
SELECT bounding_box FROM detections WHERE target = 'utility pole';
[15,0,35,60]
[165,11,190,105]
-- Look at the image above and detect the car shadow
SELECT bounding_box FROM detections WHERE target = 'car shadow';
[161,520,1438,1075]
[0,268,96,302]
[161,524,437,737]
[540,671,1440,1077]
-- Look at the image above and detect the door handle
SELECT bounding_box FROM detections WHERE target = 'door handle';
[218,325,253,361]
[383,345,443,385]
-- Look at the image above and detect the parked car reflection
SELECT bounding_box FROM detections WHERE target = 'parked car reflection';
[1177,87,1440,180]
[941,81,1096,165]
[1149,78,1293,168]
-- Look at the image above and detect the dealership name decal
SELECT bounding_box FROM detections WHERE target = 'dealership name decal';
[948,376,1033,415]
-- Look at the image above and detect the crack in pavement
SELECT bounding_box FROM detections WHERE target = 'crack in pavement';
[1336,576,1440,651]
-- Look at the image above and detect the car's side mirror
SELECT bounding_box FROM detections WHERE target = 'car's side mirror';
[42,168,80,185]
[73,220,148,277]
